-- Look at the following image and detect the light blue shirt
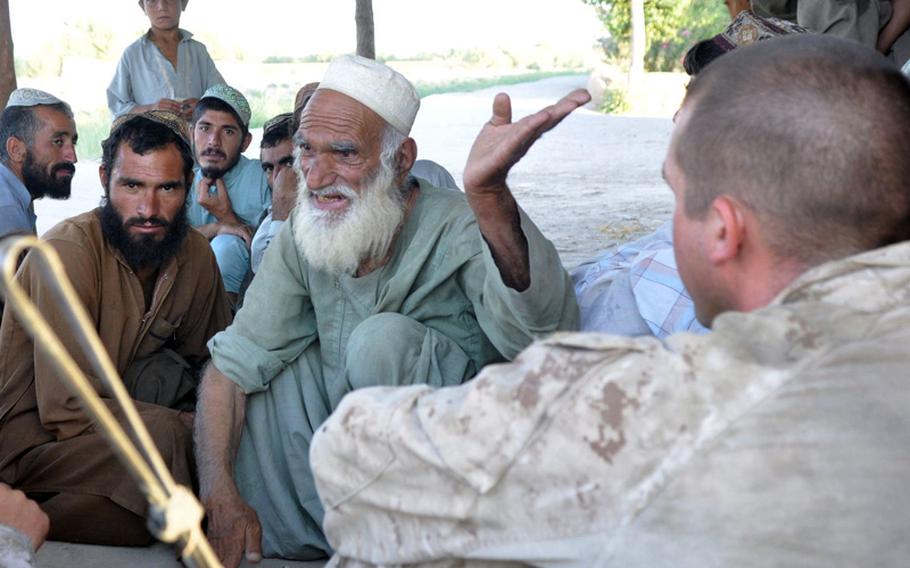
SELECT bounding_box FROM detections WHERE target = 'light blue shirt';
[572,221,708,338]
[107,29,224,118]
[249,211,282,274]
[0,161,35,239]
[187,155,271,229]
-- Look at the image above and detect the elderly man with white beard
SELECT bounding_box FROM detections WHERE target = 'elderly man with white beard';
[193,55,582,566]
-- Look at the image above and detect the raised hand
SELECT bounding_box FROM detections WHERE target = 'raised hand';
[463,89,591,197]
[180,98,199,121]
[270,166,300,222]
[196,177,238,223]
[462,89,590,290]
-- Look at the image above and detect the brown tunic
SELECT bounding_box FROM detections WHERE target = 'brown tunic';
[0,208,231,521]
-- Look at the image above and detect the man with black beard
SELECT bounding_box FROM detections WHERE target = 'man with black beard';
[0,110,231,545]
[195,55,580,566]
[186,84,270,302]
[0,88,77,240]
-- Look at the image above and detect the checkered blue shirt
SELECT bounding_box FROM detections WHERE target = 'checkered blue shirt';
[572,222,709,338]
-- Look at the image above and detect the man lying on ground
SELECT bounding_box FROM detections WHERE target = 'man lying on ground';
[573,221,707,337]
[194,54,579,566]
[311,35,910,567]
[0,110,231,545]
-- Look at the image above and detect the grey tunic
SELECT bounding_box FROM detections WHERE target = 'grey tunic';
[209,184,578,558]
[0,162,34,239]
[106,29,224,118]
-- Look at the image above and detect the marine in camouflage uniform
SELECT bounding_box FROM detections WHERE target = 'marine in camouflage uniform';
[314,242,910,566]
[310,35,910,567]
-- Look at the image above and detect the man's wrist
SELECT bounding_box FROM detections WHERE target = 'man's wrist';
[200,477,242,506]
[271,204,292,221]
[467,187,517,220]
[214,212,241,226]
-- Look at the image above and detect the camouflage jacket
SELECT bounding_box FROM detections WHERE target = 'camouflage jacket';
[312,241,910,567]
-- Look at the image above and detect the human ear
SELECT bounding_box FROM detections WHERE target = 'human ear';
[396,138,417,181]
[707,195,745,265]
[6,137,26,164]
[98,164,110,194]
[241,132,253,153]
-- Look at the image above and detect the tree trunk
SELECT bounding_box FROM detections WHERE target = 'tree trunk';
[628,0,646,87]
[355,0,375,60]
[0,0,15,108]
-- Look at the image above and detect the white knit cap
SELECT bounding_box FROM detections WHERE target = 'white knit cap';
[317,54,420,136]
[5,88,68,110]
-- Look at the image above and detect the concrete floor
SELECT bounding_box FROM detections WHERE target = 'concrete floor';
[37,541,326,567]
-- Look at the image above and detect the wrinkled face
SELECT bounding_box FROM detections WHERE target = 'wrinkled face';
[260,139,296,192]
[290,91,410,276]
[666,106,721,326]
[193,109,245,180]
[21,106,78,200]
[142,0,181,31]
[100,142,189,269]
[295,89,386,220]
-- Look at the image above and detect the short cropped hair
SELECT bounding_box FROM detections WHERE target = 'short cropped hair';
[100,116,195,195]
[0,103,74,161]
[191,97,249,139]
[676,35,910,264]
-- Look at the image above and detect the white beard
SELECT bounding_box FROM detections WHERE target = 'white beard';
[292,161,406,277]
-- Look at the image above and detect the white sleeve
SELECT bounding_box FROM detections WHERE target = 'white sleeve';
[0,524,37,568]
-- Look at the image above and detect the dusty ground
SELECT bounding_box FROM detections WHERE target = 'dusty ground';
[31,74,674,567]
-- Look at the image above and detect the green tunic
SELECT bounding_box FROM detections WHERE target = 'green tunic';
[208,183,578,559]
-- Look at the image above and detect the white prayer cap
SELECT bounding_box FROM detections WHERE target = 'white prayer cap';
[317,54,420,136]
[5,88,69,110]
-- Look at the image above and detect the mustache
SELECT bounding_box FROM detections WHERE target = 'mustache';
[307,184,358,199]
[125,216,169,228]
[200,149,226,159]
[52,162,76,175]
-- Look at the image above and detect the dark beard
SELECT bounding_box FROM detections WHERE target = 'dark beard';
[198,150,241,181]
[100,200,190,271]
[200,166,227,180]
[22,152,74,199]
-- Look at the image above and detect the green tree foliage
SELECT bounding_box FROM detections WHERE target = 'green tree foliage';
[583,0,729,71]
[16,19,117,77]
